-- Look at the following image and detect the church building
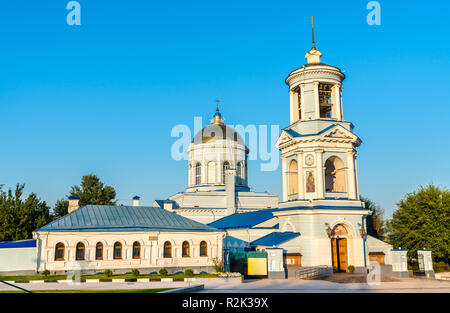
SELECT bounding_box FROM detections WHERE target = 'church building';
[6,24,395,277]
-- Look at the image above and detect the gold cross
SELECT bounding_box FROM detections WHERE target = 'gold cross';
[309,16,316,47]
[215,98,220,111]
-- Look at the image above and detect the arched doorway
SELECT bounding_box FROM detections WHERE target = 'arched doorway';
[330,224,349,272]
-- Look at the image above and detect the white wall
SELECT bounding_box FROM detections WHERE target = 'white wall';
[0,248,36,273]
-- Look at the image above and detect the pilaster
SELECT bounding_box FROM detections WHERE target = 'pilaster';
[347,150,356,199]
[297,152,305,199]
[282,157,288,201]
[313,82,320,119]
[315,150,324,198]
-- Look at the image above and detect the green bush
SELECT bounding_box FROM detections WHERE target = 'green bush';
[184,269,194,276]
[159,268,168,277]
[131,269,140,277]
[433,262,450,273]
[347,265,355,272]
[41,270,50,277]
[104,269,113,277]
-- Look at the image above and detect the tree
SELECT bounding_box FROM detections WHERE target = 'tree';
[52,199,69,219]
[385,184,450,264]
[0,184,52,241]
[361,196,385,239]
[52,174,116,218]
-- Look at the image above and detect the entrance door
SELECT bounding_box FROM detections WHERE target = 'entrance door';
[331,238,348,272]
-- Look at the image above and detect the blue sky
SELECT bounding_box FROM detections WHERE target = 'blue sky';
[0,0,449,218]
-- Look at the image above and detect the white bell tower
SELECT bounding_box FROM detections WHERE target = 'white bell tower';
[276,19,362,205]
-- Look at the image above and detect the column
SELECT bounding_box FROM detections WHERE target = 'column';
[354,155,360,200]
[315,150,324,198]
[281,157,288,202]
[289,90,300,122]
[188,163,192,186]
[347,151,356,200]
[333,84,342,120]
[340,87,344,120]
[300,84,306,121]
[313,82,320,119]
[201,154,207,184]
[289,90,295,124]
[217,151,221,184]
[297,152,305,199]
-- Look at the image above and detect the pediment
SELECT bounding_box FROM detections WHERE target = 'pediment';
[275,130,295,149]
[320,125,359,142]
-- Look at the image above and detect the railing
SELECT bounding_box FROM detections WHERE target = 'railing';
[294,266,329,280]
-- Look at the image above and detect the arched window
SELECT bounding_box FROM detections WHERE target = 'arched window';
[222,161,230,183]
[182,241,190,257]
[325,156,346,193]
[163,241,172,258]
[288,159,299,195]
[55,242,65,261]
[113,242,122,259]
[75,242,85,260]
[132,242,141,259]
[207,161,216,184]
[95,242,103,260]
[200,241,207,257]
[195,163,202,185]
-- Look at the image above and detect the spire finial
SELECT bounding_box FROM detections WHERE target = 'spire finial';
[309,16,316,48]
[212,98,224,125]
[215,98,220,112]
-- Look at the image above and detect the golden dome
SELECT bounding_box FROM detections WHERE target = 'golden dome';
[192,107,244,145]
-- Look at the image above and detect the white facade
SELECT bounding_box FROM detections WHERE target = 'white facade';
[34,230,224,274]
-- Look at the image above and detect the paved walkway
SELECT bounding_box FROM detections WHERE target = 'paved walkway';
[0,281,192,292]
[1,278,449,293]
[198,278,450,293]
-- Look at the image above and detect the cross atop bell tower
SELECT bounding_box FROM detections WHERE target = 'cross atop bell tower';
[310,16,316,48]
[305,16,323,64]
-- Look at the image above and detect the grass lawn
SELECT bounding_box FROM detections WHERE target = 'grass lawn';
[0,288,172,293]
[0,273,218,281]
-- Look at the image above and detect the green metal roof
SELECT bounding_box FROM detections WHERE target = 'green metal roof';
[36,205,219,232]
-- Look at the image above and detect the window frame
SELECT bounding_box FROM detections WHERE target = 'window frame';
[132,241,141,259]
[95,242,103,260]
[195,162,202,185]
[200,241,208,257]
[113,242,122,260]
[75,242,85,261]
[163,241,172,258]
[54,242,65,261]
[182,241,190,258]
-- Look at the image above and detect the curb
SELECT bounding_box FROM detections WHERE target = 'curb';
[5,277,242,284]
[159,284,204,293]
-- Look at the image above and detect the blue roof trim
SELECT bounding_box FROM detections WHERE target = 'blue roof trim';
[0,239,36,248]
[367,234,393,246]
[251,232,301,246]
[208,209,277,230]
[36,205,218,233]
[277,205,367,212]
[282,123,356,139]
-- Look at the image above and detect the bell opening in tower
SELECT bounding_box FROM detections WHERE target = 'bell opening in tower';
[319,83,333,119]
